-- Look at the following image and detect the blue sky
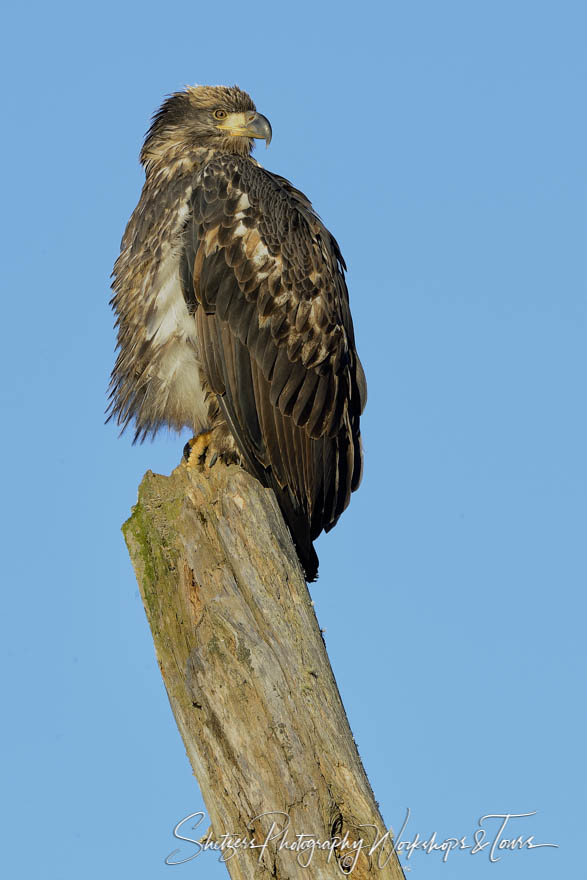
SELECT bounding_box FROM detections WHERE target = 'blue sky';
[2,1,584,877]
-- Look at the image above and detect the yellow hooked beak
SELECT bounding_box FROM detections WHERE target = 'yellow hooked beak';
[215,111,272,147]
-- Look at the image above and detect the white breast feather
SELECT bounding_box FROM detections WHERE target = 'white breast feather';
[145,247,209,432]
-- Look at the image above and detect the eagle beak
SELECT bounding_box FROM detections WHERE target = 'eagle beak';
[216,111,272,147]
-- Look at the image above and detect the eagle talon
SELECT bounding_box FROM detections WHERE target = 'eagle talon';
[184,431,213,468]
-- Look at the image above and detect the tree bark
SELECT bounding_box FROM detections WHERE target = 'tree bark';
[123,460,405,879]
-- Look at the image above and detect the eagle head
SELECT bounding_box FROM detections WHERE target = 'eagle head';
[140,85,272,170]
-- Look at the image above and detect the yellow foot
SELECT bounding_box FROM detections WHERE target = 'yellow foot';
[184,431,214,469]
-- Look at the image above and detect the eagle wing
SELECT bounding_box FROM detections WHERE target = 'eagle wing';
[181,155,366,578]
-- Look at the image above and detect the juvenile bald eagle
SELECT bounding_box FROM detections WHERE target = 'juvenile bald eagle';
[109,85,366,580]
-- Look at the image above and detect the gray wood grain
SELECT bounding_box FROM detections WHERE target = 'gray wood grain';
[123,460,405,879]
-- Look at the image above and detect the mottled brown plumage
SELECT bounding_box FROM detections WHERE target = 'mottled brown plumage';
[109,85,366,580]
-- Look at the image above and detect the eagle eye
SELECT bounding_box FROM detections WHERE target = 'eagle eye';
[213,109,227,120]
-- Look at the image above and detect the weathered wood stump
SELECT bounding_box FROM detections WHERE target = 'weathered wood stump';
[123,460,404,879]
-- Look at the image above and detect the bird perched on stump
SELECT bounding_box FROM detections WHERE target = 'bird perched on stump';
[109,85,367,581]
